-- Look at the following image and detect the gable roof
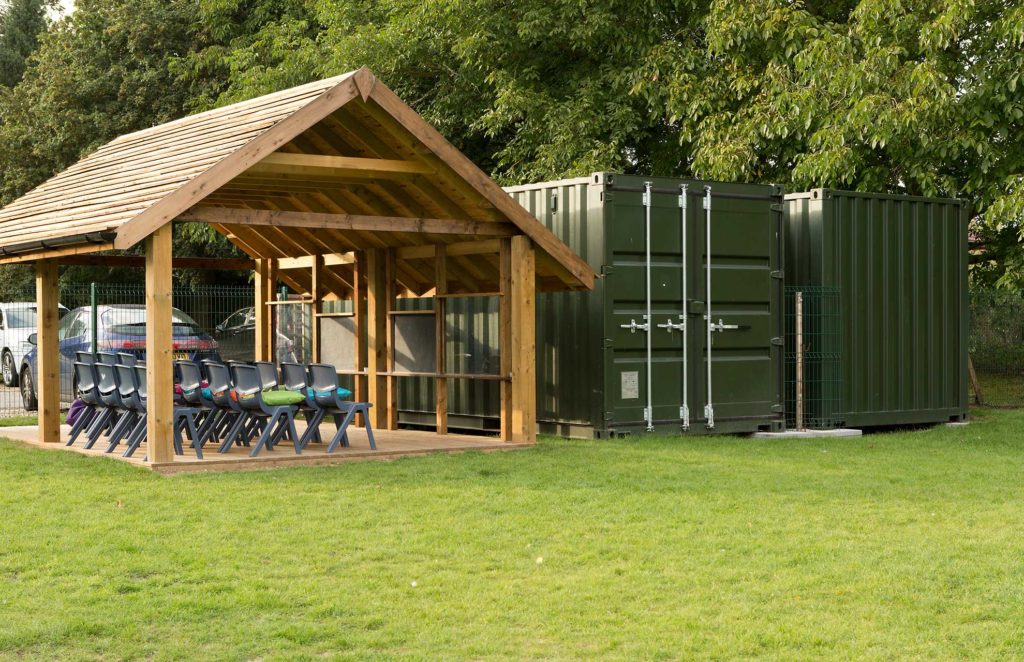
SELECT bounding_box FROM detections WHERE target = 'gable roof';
[0,68,595,292]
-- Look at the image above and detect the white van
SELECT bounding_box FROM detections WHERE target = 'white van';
[0,302,69,386]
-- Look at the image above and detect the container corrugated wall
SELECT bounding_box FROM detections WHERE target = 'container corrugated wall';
[784,189,969,426]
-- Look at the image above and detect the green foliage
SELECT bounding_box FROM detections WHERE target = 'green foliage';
[0,0,50,87]
[2,414,1024,657]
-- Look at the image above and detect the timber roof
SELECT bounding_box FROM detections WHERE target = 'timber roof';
[0,67,595,295]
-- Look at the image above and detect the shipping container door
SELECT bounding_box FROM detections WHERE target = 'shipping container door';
[604,185,688,431]
[696,187,782,426]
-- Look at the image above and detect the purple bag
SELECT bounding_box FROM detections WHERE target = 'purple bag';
[66,398,88,425]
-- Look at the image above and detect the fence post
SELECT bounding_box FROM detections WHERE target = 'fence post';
[90,282,98,355]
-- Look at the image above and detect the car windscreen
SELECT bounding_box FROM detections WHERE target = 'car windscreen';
[102,308,204,336]
[3,306,37,328]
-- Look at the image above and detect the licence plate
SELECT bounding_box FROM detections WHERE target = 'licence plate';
[174,352,190,361]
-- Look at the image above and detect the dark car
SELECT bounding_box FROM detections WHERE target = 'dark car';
[214,306,296,363]
[19,304,219,411]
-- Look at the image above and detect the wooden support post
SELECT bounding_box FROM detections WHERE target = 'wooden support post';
[385,248,399,430]
[510,236,537,443]
[35,260,60,444]
[435,244,448,435]
[311,254,324,363]
[498,239,513,441]
[254,258,276,361]
[145,224,174,463]
[353,251,367,419]
[366,248,389,429]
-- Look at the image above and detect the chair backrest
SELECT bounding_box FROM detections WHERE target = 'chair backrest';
[204,361,231,394]
[116,352,137,367]
[255,361,279,390]
[308,364,340,406]
[280,362,309,392]
[115,364,137,401]
[74,361,97,394]
[230,363,261,397]
[133,365,147,401]
[96,352,118,366]
[178,360,203,391]
[75,351,96,365]
[95,362,118,395]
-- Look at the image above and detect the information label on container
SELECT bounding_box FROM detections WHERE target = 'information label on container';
[621,371,639,400]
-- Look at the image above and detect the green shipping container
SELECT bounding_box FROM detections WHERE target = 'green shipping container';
[784,189,969,427]
[396,173,786,437]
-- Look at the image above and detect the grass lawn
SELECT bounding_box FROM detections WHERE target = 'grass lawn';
[0,415,37,427]
[2,410,1023,659]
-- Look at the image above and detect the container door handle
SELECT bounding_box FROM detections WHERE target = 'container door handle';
[656,317,685,333]
[710,319,739,332]
[620,317,649,333]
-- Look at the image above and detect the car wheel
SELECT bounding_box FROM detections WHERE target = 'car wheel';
[1,350,16,387]
[20,366,37,411]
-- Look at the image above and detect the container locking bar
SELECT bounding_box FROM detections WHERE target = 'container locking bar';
[679,184,690,430]
[703,185,714,429]
[709,319,739,332]
[656,317,685,332]
[642,181,654,432]
[620,318,649,333]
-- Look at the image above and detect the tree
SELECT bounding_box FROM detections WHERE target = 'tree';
[0,0,50,88]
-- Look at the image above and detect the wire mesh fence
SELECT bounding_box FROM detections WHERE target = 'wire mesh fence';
[784,286,842,429]
[969,289,1024,407]
[0,281,253,420]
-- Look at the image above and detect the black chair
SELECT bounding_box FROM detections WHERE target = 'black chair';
[281,361,322,445]
[68,361,101,446]
[208,361,254,452]
[85,363,127,449]
[255,361,279,390]
[230,363,300,457]
[306,363,375,452]
[122,365,201,460]
[107,364,142,453]
[96,352,118,366]
[177,360,219,450]
[74,351,96,365]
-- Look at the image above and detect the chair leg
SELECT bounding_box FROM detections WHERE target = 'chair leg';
[68,406,97,446]
[105,411,137,453]
[84,408,113,449]
[123,414,147,457]
[218,412,248,453]
[363,407,376,450]
[248,413,277,456]
[326,407,361,453]
[298,409,325,450]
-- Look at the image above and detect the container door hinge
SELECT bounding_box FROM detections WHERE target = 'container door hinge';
[680,405,690,431]
[771,336,784,346]
[770,270,784,280]
[771,404,784,413]
[601,264,615,277]
[602,337,614,349]
[771,203,784,213]
[704,403,715,429]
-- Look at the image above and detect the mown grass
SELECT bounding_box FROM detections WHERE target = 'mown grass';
[1,409,1023,660]
[0,415,37,427]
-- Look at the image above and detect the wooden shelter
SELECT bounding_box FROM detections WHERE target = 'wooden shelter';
[0,67,595,466]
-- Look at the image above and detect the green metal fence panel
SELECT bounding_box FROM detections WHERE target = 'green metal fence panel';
[784,189,969,426]
[784,286,842,429]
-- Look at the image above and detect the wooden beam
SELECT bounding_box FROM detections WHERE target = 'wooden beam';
[54,254,254,270]
[353,251,367,420]
[385,248,399,431]
[366,248,389,429]
[498,239,513,442]
[435,244,448,435]
[114,73,362,250]
[311,254,323,363]
[247,152,434,180]
[35,261,60,444]
[0,242,114,266]
[510,236,537,443]
[366,81,596,289]
[395,239,502,261]
[278,252,356,270]
[254,258,275,361]
[181,206,515,237]
[145,224,174,463]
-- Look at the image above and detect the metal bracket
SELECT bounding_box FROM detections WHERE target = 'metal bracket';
[770,269,784,279]
[656,316,686,333]
[643,407,653,432]
[620,317,649,334]
[704,403,715,429]
[680,405,690,431]
[709,318,739,332]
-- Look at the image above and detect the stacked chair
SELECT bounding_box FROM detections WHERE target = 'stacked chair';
[66,353,377,460]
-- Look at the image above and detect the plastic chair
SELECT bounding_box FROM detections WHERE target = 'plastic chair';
[74,351,96,365]
[281,361,322,445]
[306,364,375,452]
[116,352,137,367]
[177,360,219,450]
[86,363,128,449]
[255,361,279,390]
[96,352,118,366]
[230,363,300,457]
[122,365,201,460]
[68,361,101,446]
[207,361,254,452]
[106,364,142,453]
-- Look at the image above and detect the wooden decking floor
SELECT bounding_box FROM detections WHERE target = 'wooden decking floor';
[0,420,532,474]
